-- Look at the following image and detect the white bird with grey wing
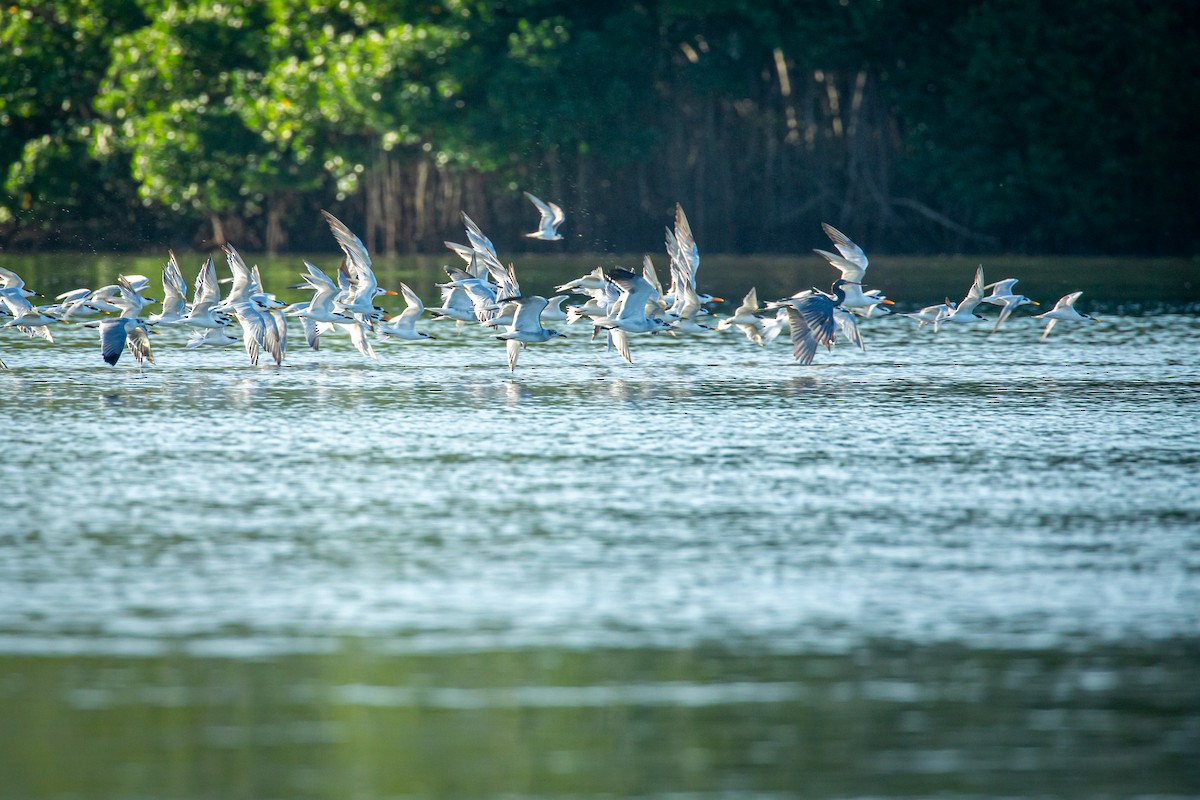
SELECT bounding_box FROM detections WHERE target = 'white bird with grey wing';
[523,191,566,240]
[496,296,566,372]
[982,278,1039,332]
[939,265,988,325]
[378,283,436,342]
[147,251,189,325]
[181,256,233,331]
[1035,291,1097,341]
[716,287,765,345]
[812,223,894,313]
[321,210,397,320]
[595,268,672,364]
[1,288,62,342]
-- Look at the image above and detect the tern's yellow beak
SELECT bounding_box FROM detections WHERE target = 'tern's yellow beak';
[882,299,895,305]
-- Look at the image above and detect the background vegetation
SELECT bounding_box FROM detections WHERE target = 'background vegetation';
[2,0,1196,255]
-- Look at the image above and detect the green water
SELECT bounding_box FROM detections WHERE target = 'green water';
[2,253,1198,798]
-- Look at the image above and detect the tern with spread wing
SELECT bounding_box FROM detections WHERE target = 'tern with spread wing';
[524,192,566,241]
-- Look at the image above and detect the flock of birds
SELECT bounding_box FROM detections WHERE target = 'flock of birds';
[0,192,1098,372]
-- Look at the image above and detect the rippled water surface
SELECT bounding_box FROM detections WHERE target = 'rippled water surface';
[2,254,1198,798]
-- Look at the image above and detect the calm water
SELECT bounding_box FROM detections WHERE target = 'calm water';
[2,253,1199,798]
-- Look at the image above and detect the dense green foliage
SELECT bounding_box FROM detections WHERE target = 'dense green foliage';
[2,0,1196,254]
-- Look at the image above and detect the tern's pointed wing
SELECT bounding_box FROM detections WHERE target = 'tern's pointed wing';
[506,338,520,372]
[820,223,868,276]
[444,240,475,266]
[344,321,377,360]
[525,191,552,221]
[160,252,188,315]
[958,265,985,313]
[56,288,92,303]
[993,297,1019,331]
[1058,291,1083,310]
[609,328,632,364]
[301,316,321,350]
[395,283,425,326]
[813,249,867,283]
[321,209,372,273]
[0,265,26,290]
[985,278,1019,297]
[737,287,760,315]
[641,255,664,297]
[263,310,286,365]
[235,305,268,365]
[194,256,220,306]
[223,244,253,304]
[1040,318,1058,340]
[511,296,550,333]
[461,211,500,264]
[673,204,700,283]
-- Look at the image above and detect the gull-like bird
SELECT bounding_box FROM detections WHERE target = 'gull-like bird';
[556,266,605,295]
[496,295,565,371]
[232,297,286,366]
[523,192,566,240]
[0,265,34,297]
[1035,291,1097,340]
[939,266,988,325]
[293,261,356,350]
[812,223,894,312]
[717,287,765,345]
[186,328,239,348]
[321,210,397,320]
[147,251,189,325]
[982,278,1039,332]
[428,281,477,323]
[595,268,672,364]
[378,283,435,342]
[1,293,61,341]
[182,256,233,330]
[903,302,954,331]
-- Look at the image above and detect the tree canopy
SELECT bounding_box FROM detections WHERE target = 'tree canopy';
[2,0,1196,255]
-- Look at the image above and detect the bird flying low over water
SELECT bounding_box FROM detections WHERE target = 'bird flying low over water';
[939,265,988,325]
[377,283,435,343]
[777,279,861,365]
[0,207,1106,373]
[1035,291,1097,340]
[95,277,155,367]
[982,278,1039,332]
[812,223,894,314]
[717,287,765,345]
[524,192,566,241]
[497,295,565,371]
[595,267,672,364]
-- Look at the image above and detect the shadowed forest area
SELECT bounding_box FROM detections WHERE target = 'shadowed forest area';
[2,0,1197,256]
